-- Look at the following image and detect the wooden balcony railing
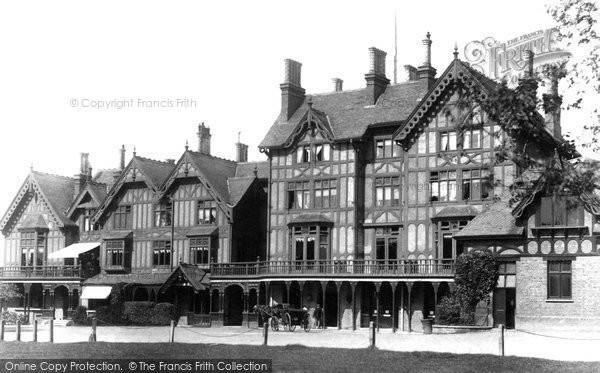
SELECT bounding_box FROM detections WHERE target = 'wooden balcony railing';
[210,259,455,279]
[0,265,100,279]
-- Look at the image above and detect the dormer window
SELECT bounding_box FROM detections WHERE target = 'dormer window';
[539,196,583,227]
[375,139,400,159]
[315,144,330,161]
[83,209,96,232]
[296,143,331,164]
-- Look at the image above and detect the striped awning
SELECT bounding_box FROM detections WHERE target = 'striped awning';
[81,286,112,299]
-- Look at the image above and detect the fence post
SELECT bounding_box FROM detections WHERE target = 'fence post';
[262,318,269,346]
[49,319,54,342]
[16,320,21,341]
[90,318,97,342]
[0,320,4,341]
[33,319,38,342]
[169,320,175,343]
[499,324,505,356]
[369,321,376,349]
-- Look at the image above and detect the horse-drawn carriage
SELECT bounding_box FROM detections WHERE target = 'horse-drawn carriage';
[255,304,311,332]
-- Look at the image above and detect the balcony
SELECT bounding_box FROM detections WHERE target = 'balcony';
[0,265,100,280]
[210,259,455,280]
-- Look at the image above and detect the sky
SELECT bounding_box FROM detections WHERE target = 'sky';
[0,0,593,249]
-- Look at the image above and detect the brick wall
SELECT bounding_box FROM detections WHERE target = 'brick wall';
[517,256,600,330]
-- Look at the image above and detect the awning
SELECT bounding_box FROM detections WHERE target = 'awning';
[102,230,132,240]
[81,286,112,299]
[288,214,333,226]
[186,226,218,237]
[48,242,100,259]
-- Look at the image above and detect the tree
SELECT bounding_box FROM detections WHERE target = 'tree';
[547,0,600,151]
[453,251,499,325]
[0,283,22,309]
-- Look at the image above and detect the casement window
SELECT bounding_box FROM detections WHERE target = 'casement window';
[296,145,311,163]
[292,225,330,264]
[197,200,217,225]
[436,220,469,259]
[440,131,457,151]
[114,205,132,229]
[375,177,400,206]
[463,129,482,149]
[83,209,96,232]
[430,171,457,202]
[190,237,210,265]
[154,201,172,227]
[105,240,125,267]
[153,241,171,267]
[540,196,583,227]
[462,169,489,200]
[314,179,338,208]
[375,227,399,263]
[548,261,572,299]
[287,181,311,209]
[20,231,45,266]
[375,139,401,159]
[315,144,331,162]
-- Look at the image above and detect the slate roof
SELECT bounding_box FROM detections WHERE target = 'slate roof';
[85,271,170,285]
[433,205,480,220]
[93,169,118,188]
[17,213,49,230]
[228,177,256,206]
[235,161,269,179]
[288,214,333,225]
[159,263,210,293]
[186,151,238,204]
[454,201,524,239]
[260,80,429,148]
[133,156,176,189]
[31,171,77,227]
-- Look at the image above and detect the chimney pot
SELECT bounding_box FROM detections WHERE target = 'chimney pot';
[165,159,175,164]
[365,47,390,104]
[119,145,126,171]
[369,47,387,76]
[404,65,418,81]
[417,32,437,87]
[197,122,211,155]
[332,78,343,92]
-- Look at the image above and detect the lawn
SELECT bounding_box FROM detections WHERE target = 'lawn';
[1,342,599,372]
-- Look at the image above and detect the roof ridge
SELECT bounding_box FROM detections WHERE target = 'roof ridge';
[187,150,236,164]
[310,80,423,98]
[134,155,175,165]
[32,170,75,182]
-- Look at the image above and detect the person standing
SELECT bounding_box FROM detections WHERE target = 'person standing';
[314,304,323,329]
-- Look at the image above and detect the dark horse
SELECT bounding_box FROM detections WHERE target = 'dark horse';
[253,304,283,325]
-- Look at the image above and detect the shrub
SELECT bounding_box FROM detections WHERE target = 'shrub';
[151,303,175,325]
[436,295,462,325]
[123,302,155,325]
[72,305,91,326]
[453,250,499,325]
[1,310,27,325]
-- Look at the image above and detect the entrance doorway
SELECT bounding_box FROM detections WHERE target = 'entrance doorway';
[493,262,516,329]
[224,285,243,326]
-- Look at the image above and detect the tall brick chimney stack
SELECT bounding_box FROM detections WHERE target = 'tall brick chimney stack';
[332,78,343,92]
[365,47,390,104]
[417,32,437,87]
[280,59,305,121]
[119,145,126,171]
[543,76,562,138]
[235,132,249,163]
[197,122,211,155]
[74,153,90,198]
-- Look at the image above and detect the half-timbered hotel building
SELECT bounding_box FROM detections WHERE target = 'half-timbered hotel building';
[2,34,599,331]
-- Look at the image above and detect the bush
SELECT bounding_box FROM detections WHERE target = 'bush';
[123,302,155,325]
[0,310,26,325]
[150,303,175,326]
[436,295,462,325]
[72,305,91,326]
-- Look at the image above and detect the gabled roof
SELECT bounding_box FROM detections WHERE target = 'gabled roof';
[159,263,210,293]
[454,201,524,239]
[17,213,49,230]
[186,151,237,204]
[67,182,109,218]
[228,176,256,206]
[260,80,429,149]
[1,171,77,234]
[433,205,480,220]
[393,58,500,145]
[92,156,175,224]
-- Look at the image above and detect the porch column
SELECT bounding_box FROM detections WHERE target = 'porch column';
[68,290,73,314]
[298,281,305,308]
[391,283,397,333]
[406,282,413,333]
[243,291,250,327]
[374,282,381,332]
[432,282,440,319]
[320,281,327,329]
[336,282,342,330]
[350,282,357,331]
[42,290,46,309]
[400,284,404,332]
[284,281,291,304]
